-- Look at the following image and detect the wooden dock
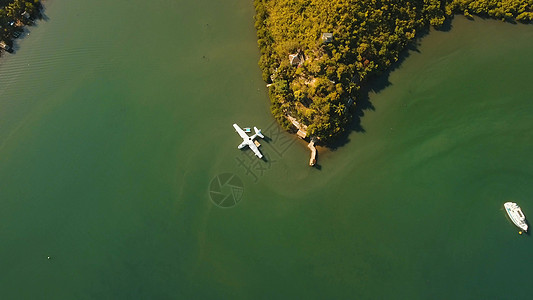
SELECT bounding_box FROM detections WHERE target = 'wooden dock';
[308,140,317,166]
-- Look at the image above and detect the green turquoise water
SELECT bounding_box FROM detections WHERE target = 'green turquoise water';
[1,1,533,298]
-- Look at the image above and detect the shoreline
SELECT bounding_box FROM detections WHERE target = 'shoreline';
[0,1,43,57]
[253,0,533,163]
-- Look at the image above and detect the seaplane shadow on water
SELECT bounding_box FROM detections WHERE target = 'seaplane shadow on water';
[233,123,267,161]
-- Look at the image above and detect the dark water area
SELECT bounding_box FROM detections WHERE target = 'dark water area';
[1,1,533,298]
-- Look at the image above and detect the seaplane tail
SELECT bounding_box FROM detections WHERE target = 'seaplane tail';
[252,127,264,139]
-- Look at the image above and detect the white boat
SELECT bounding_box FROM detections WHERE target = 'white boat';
[504,202,528,232]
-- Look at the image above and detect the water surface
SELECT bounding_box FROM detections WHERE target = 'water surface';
[1,2,533,298]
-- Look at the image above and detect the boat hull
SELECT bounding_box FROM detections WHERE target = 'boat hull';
[504,202,528,232]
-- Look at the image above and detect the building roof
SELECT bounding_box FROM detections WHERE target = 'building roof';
[289,54,300,66]
[321,32,333,43]
[0,41,10,50]
[297,129,307,139]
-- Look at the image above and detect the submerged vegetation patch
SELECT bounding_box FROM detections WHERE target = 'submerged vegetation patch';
[254,0,533,143]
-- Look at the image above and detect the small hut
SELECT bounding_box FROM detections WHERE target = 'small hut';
[321,32,333,43]
[289,54,300,66]
[21,11,31,19]
[297,129,307,139]
[345,97,354,113]
[0,41,10,51]
[289,49,305,67]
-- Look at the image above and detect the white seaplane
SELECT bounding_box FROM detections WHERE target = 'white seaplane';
[233,123,264,158]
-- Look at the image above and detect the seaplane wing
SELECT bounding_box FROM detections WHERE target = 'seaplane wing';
[248,142,263,159]
[233,124,249,140]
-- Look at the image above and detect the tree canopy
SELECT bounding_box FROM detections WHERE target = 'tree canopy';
[255,0,533,142]
[0,0,41,52]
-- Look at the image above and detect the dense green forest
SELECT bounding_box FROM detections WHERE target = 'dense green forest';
[254,0,533,142]
[0,0,41,53]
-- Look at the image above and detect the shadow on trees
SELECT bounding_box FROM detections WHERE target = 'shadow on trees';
[325,19,455,151]
[1,6,46,55]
